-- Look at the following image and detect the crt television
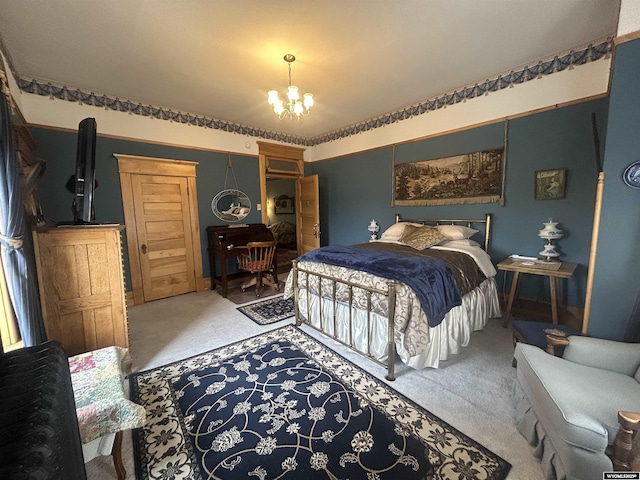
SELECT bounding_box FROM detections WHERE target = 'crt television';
[68,117,97,224]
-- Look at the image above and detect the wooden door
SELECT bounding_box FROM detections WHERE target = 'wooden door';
[117,154,203,305]
[132,174,196,301]
[297,175,320,254]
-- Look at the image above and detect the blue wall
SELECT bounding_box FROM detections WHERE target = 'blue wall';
[308,98,609,309]
[30,97,612,319]
[30,127,262,286]
[589,38,640,340]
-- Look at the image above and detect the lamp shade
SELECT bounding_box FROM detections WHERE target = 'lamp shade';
[538,220,563,239]
[267,90,279,105]
[287,85,299,101]
[303,93,314,108]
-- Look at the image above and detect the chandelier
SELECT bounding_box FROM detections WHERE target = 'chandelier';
[267,54,313,119]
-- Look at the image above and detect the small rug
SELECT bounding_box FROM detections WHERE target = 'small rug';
[130,325,511,480]
[225,284,283,305]
[237,295,295,325]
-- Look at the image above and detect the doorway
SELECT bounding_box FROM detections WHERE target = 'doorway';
[266,177,298,270]
[257,141,320,260]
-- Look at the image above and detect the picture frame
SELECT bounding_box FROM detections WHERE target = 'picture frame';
[535,168,566,200]
[393,147,505,206]
[274,194,295,214]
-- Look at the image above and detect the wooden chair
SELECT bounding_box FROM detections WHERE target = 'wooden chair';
[237,241,279,296]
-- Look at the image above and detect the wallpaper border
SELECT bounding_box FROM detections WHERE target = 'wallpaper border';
[16,38,612,148]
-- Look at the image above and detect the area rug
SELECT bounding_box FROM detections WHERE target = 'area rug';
[237,295,295,325]
[130,325,511,480]
[225,284,282,305]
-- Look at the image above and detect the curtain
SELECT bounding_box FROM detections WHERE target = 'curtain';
[0,68,46,347]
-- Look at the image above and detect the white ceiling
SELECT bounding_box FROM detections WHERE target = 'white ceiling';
[0,1,620,141]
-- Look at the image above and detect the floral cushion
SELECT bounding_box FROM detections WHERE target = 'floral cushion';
[69,346,146,444]
[270,221,296,248]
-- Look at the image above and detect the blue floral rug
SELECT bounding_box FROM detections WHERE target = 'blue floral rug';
[130,325,511,480]
[237,295,294,325]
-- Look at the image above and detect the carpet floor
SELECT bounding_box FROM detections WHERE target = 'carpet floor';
[83,290,544,480]
[130,325,510,479]
[236,295,294,325]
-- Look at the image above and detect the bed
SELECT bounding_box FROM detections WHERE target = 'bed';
[283,214,501,380]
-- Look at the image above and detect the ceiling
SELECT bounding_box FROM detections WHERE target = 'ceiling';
[0,1,620,141]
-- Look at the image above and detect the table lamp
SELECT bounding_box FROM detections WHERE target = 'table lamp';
[538,219,563,261]
[368,219,380,241]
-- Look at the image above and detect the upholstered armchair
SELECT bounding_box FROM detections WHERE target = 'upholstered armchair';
[513,335,640,479]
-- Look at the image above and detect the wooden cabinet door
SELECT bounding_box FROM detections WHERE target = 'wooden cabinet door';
[297,174,320,254]
[33,226,128,356]
[131,174,197,301]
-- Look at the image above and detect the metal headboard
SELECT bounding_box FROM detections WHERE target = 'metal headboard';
[394,213,493,252]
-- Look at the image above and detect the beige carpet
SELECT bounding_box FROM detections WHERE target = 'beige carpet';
[85,289,544,480]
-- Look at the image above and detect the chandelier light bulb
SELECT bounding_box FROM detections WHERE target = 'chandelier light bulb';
[267,90,279,105]
[287,85,299,101]
[267,54,313,120]
[303,93,314,108]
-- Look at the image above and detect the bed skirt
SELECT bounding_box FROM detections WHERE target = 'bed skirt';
[296,277,500,369]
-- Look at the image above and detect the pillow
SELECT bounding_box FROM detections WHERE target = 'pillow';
[400,226,446,250]
[436,225,478,240]
[380,222,419,241]
[438,239,481,247]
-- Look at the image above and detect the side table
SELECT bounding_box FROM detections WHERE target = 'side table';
[497,257,577,328]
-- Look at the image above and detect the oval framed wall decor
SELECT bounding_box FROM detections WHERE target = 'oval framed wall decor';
[623,160,640,189]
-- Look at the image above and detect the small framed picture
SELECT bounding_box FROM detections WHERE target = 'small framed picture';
[535,169,566,200]
[274,195,295,214]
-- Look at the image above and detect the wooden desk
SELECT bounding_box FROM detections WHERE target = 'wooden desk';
[206,224,277,297]
[497,258,577,328]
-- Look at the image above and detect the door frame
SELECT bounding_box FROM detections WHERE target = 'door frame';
[257,142,305,238]
[115,154,204,305]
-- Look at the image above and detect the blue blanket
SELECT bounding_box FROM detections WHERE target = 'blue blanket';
[298,245,461,327]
